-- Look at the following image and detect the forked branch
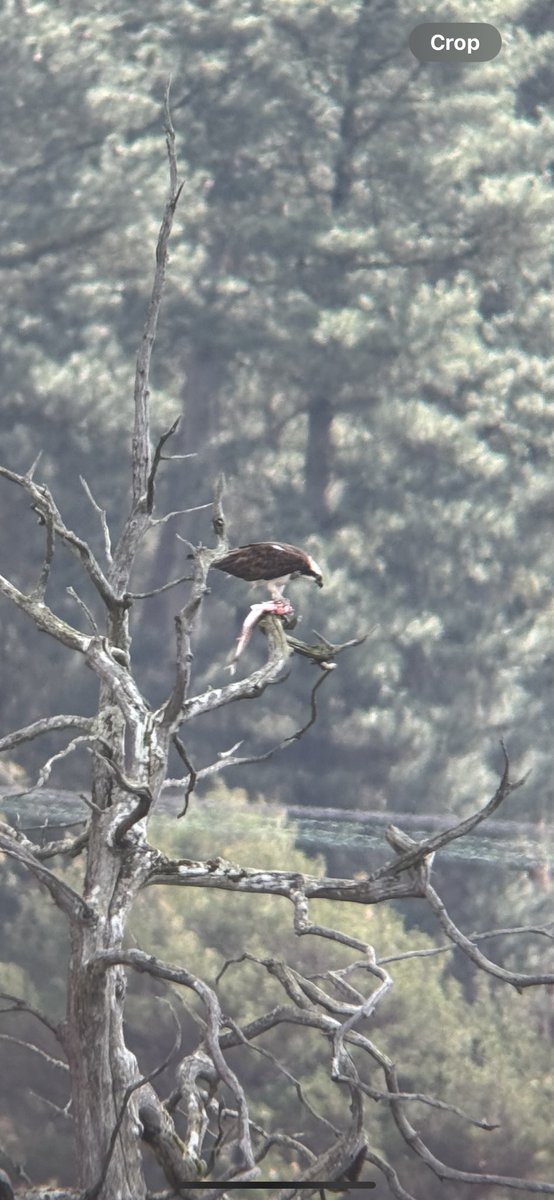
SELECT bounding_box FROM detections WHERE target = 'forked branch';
[368,743,523,881]
[111,80,184,593]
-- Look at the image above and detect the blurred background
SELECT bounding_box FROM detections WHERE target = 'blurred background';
[0,0,553,1191]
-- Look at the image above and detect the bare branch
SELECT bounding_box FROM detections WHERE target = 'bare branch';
[290,897,393,1067]
[169,1049,213,1161]
[34,825,89,862]
[0,990,61,1041]
[146,843,432,904]
[146,415,181,514]
[159,452,198,462]
[66,586,100,634]
[111,80,184,590]
[85,639,149,724]
[222,1014,338,1135]
[158,472,226,717]
[93,740,152,804]
[275,1124,366,1200]
[386,1081,554,1193]
[288,669,331,739]
[0,1032,68,1073]
[80,475,113,563]
[166,615,294,728]
[470,923,554,942]
[368,743,524,882]
[424,880,554,992]
[0,825,94,923]
[92,948,257,1173]
[0,466,118,608]
[357,1080,498,1130]
[236,1120,317,1173]
[285,629,368,670]
[26,450,43,480]
[26,1090,73,1123]
[30,501,54,600]
[150,502,212,527]
[0,570,89,654]
[145,850,427,904]
[166,670,330,805]
[353,1014,554,1194]
[127,571,193,600]
[1,83,549,1200]
[159,540,212,727]
[91,742,153,844]
[211,472,227,543]
[215,934,509,1184]
[139,1099,205,1191]
[0,714,94,753]
[34,735,95,791]
[363,1149,417,1200]
[83,1012,186,1200]
[172,733,197,816]
[216,959,554,1195]
[78,789,102,815]
[378,923,554,967]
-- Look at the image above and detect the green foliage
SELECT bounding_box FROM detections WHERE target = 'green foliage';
[131,791,553,1187]
[0,1,553,1189]
[1,0,554,833]
[0,793,551,1188]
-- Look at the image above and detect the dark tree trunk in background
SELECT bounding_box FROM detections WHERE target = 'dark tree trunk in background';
[181,345,226,482]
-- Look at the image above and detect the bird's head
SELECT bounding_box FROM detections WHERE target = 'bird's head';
[306,555,324,588]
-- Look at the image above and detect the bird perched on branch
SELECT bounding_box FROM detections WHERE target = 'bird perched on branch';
[212,542,324,600]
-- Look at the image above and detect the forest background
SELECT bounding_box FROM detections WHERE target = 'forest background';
[0,0,553,1192]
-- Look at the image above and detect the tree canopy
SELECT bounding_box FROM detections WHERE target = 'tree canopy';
[2,0,554,827]
[0,6,554,1192]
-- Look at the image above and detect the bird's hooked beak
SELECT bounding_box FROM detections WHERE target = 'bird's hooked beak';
[307,554,324,588]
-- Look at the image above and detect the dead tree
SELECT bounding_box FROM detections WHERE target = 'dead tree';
[0,97,553,1200]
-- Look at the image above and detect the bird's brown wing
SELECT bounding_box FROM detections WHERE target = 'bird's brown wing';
[212,543,306,582]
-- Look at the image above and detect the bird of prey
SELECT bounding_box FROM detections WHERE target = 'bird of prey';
[212,542,324,600]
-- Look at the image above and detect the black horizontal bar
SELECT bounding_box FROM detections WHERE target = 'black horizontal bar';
[185,1183,370,1190]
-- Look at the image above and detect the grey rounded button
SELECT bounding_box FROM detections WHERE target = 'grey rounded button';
[409,23,502,63]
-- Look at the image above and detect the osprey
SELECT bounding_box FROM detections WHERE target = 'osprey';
[213,541,324,599]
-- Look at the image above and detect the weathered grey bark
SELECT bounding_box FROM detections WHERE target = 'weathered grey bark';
[61,817,149,1194]
[0,93,201,1199]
